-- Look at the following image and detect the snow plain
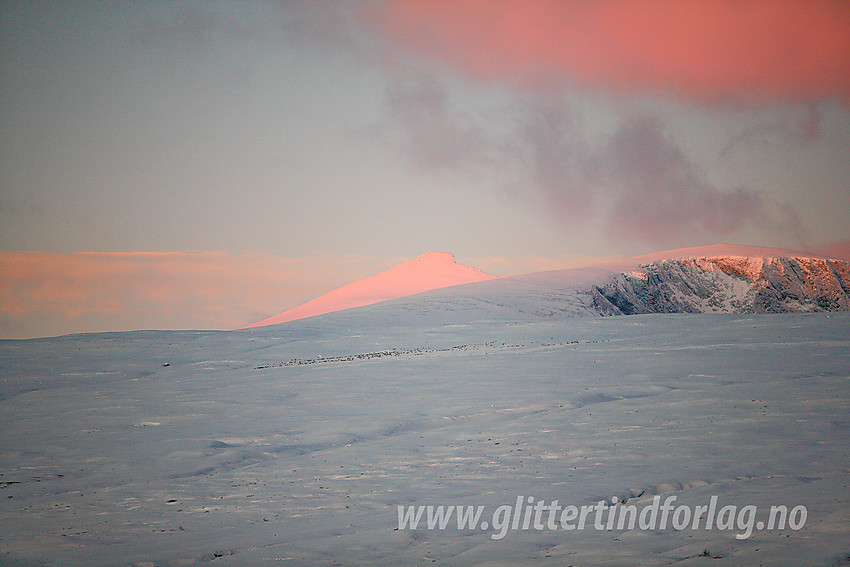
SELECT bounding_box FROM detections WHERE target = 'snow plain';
[1,306,849,566]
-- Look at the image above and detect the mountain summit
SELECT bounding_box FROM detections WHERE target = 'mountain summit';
[245,245,850,329]
[374,244,850,324]
[243,252,497,328]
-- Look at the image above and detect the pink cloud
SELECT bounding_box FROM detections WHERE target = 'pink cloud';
[369,0,850,103]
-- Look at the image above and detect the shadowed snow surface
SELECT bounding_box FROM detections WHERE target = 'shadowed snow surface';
[1,315,849,565]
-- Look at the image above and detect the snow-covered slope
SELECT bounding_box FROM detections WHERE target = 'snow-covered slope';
[243,252,496,328]
[2,312,849,566]
[328,245,850,326]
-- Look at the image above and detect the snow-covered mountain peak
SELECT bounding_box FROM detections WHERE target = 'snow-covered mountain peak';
[243,252,497,328]
[245,245,850,329]
[410,251,456,263]
[332,246,850,326]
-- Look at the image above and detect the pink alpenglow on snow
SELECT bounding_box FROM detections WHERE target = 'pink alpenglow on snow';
[243,252,498,328]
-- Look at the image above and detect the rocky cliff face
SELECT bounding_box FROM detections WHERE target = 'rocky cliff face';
[588,257,850,315]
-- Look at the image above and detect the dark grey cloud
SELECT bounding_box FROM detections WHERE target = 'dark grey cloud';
[135,5,250,49]
[511,98,597,219]
[377,74,495,173]
[267,1,376,57]
[601,115,767,242]
[134,3,378,65]
[376,76,806,247]
[720,103,822,159]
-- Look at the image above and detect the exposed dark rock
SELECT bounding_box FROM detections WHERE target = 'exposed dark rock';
[587,257,850,316]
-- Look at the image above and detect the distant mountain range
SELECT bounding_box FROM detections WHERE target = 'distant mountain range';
[245,244,850,328]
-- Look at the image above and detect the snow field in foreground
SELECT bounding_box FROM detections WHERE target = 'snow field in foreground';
[0,313,848,566]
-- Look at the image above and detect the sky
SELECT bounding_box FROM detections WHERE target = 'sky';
[1,0,849,338]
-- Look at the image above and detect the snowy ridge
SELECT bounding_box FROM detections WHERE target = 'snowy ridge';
[327,245,850,326]
[589,256,850,316]
[244,252,496,328]
[242,245,849,329]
